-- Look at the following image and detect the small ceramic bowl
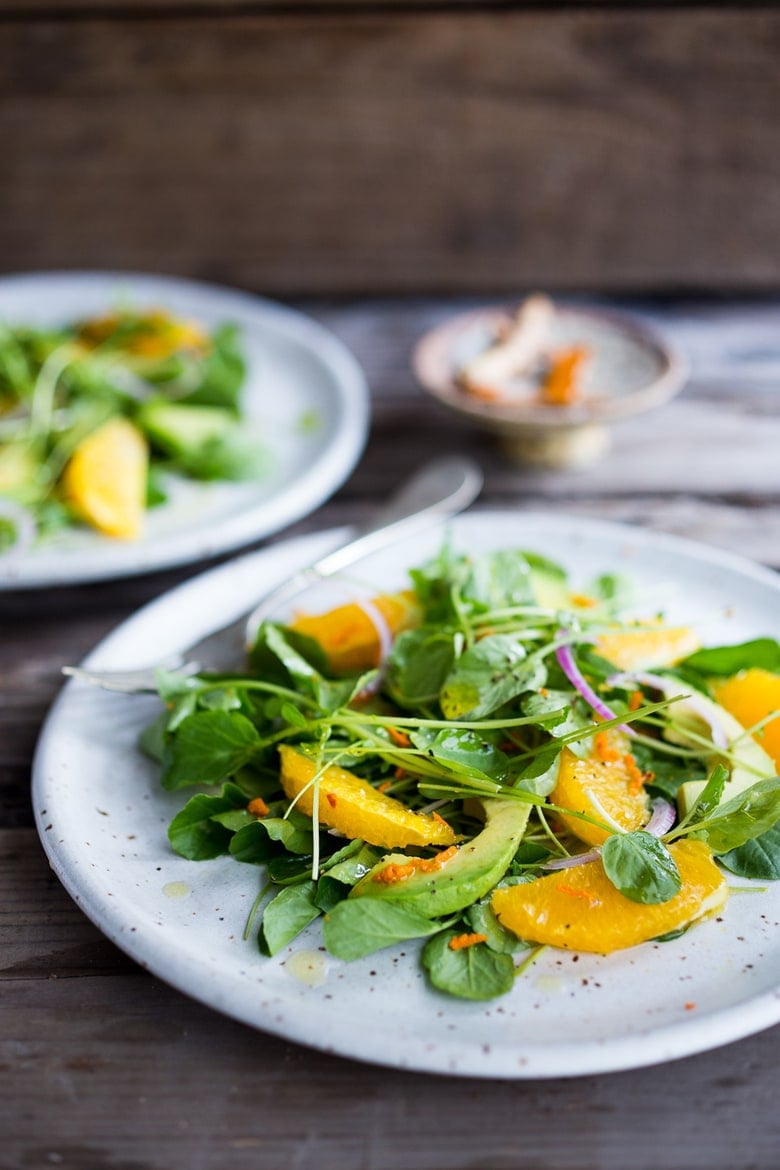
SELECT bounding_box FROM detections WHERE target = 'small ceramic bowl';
[413,303,688,468]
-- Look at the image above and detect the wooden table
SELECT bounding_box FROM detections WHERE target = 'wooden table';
[2,299,779,1170]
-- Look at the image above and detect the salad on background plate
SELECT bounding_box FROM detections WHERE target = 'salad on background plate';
[0,272,368,588]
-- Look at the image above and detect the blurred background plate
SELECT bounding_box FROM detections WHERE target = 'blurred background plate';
[0,272,369,589]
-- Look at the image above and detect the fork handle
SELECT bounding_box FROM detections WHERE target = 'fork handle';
[244,455,483,639]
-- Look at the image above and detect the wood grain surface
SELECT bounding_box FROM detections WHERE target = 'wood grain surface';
[1,6,779,294]
[2,297,780,1170]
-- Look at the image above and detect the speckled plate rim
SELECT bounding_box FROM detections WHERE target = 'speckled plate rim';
[413,303,689,428]
[0,271,369,589]
[32,515,780,1079]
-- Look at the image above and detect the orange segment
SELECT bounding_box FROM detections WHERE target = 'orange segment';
[491,839,727,953]
[289,590,420,674]
[61,418,148,539]
[595,626,700,671]
[713,669,780,770]
[278,745,455,849]
[550,737,651,846]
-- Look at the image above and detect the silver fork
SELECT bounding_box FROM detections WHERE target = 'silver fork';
[62,455,483,693]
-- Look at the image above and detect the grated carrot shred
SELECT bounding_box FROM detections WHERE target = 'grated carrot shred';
[622,752,647,795]
[247,797,269,818]
[556,883,600,906]
[373,845,458,886]
[629,690,644,711]
[431,811,451,830]
[539,346,590,407]
[594,731,621,764]
[377,780,393,794]
[325,793,338,809]
[448,932,487,951]
[388,727,411,748]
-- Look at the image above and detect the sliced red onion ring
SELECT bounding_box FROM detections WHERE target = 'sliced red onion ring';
[352,595,395,698]
[556,633,633,734]
[607,670,728,749]
[645,797,676,837]
[542,848,601,871]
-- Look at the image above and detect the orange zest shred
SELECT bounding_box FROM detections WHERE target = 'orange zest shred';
[325,793,338,809]
[372,845,458,886]
[629,690,644,711]
[685,1002,697,1011]
[387,727,412,748]
[622,752,648,796]
[377,780,393,794]
[556,883,601,906]
[539,346,589,407]
[247,797,269,818]
[593,731,621,764]
[448,932,487,951]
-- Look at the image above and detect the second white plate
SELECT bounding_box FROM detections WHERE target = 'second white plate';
[0,272,369,588]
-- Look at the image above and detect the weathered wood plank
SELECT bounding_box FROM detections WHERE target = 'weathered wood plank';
[0,11,779,293]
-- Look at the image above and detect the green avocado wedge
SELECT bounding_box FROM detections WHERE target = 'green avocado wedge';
[670,687,775,818]
[349,798,531,919]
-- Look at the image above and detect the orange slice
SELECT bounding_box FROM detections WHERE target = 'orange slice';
[289,591,420,674]
[550,736,651,847]
[278,745,455,849]
[61,418,148,539]
[595,626,700,671]
[491,839,727,953]
[713,668,780,770]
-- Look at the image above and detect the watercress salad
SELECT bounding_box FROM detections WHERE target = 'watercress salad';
[141,543,780,1002]
[0,306,264,548]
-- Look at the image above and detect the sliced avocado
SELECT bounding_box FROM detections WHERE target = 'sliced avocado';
[349,798,530,918]
[136,400,233,458]
[0,442,46,504]
[670,686,775,817]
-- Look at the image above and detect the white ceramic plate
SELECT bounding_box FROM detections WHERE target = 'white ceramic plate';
[0,272,368,588]
[33,514,780,1078]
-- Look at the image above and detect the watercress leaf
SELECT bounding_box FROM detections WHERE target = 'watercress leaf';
[138,711,169,762]
[228,820,279,863]
[422,930,515,1000]
[465,901,527,955]
[210,808,256,832]
[166,692,199,733]
[588,572,634,604]
[322,844,383,886]
[717,822,780,880]
[683,638,780,677]
[513,745,561,796]
[419,728,510,781]
[198,688,242,713]
[461,549,536,611]
[322,898,442,960]
[441,635,546,720]
[154,668,202,703]
[267,854,315,885]
[631,742,708,800]
[315,875,351,912]
[168,782,248,859]
[521,690,591,757]
[259,881,320,955]
[688,764,729,822]
[601,831,682,905]
[387,627,456,706]
[185,322,246,411]
[262,624,320,696]
[262,812,315,855]
[692,777,780,854]
[162,710,261,789]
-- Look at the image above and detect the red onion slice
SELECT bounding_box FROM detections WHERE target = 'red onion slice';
[645,797,676,838]
[352,595,395,699]
[607,670,728,749]
[556,633,633,734]
[542,848,601,871]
